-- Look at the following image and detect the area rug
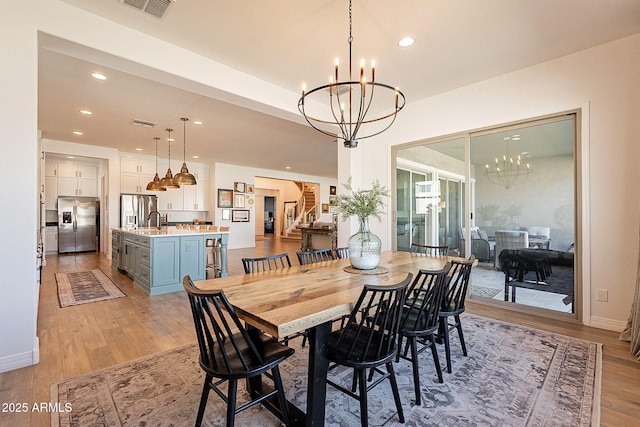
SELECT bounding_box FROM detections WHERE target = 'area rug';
[470,284,502,299]
[50,314,601,426]
[55,269,125,307]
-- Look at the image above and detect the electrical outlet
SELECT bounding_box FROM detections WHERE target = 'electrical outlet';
[596,289,608,302]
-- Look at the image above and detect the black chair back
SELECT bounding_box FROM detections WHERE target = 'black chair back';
[401,264,451,335]
[184,277,263,377]
[410,243,449,256]
[242,253,291,274]
[442,256,474,314]
[331,273,412,366]
[334,247,350,259]
[296,248,335,265]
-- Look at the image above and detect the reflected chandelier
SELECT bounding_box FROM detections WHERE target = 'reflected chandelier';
[484,135,533,189]
[298,0,405,148]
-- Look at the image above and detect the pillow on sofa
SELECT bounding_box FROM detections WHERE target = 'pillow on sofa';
[471,229,481,239]
[478,229,489,241]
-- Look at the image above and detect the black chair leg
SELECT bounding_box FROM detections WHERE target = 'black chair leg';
[195,375,212,427]
[387,362,405,423]
[429,334,444,383]
[455,315,468,356]
[226,379,238,427]
[272,366,291,427]
[409,337,421,405]
[440,317,452,374]
[357,368,369,427]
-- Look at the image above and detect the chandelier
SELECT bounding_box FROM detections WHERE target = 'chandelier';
[298,0,405,148]
[484,135,533,189]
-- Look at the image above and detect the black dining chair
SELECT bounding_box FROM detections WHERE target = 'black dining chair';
[326,273,412,427]
[438,256,475,373]
[334,246,350,259]
[242,253,291,274]
[397,264,451,405]
[183,276,294,427]
[296,248,335,265]
[410,243,449,256]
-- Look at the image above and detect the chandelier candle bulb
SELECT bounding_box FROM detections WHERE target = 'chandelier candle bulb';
[371,60,376,81]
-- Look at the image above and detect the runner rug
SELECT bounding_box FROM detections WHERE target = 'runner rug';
[50,313,601,426]
[55,269,125,308]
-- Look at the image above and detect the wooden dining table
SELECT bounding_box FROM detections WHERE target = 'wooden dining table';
[195,250,458,426]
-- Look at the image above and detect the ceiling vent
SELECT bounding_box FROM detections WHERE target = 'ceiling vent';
[121,0,174,19]
[131,119,157,128]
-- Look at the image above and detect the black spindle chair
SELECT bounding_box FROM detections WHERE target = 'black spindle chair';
[326,274,412,427]
[410,243,449,256]
[334,247,350,259]
[242,253,291,274]
[438,256,475,373]
[397,264,451,405]
[296,248,335,265]
[183,276,294,427]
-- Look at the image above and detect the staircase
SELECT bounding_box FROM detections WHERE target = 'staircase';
[281,183,317,241]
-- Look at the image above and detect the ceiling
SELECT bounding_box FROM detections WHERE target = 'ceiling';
[38,0,640,178]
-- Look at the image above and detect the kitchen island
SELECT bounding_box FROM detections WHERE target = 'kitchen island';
[112,227,229,296]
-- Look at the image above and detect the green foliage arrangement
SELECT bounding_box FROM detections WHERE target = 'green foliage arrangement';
[336,177,390,223]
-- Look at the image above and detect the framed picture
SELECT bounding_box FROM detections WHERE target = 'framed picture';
[232,209,250,222]
[217,189,233,208]
[234,182,246,193]
[329,195,338,206]
[329,205,338,213]
[221,209,231,221]
[322,203,329,213]
[330,185,337,195]
[246,184,254,194]
[234,193,245,208]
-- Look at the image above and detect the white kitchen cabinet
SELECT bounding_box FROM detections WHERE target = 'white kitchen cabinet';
[120,156,158,194]
[157,187,183,210]
[45,161,57,177]
[44,226,58,253]
[57,163,98,197]
[182,182,209,211]
[44,176,58,210]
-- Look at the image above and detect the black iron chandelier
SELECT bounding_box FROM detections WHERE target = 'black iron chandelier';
[298,0,405,148]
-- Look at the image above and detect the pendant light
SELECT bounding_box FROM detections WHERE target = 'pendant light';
[159,128,180,189]
[173,117,197,185]
[146,136,166,191]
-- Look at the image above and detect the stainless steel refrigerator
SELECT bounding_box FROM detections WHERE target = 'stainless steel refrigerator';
[58,197,98,253]
[120,194,158,228]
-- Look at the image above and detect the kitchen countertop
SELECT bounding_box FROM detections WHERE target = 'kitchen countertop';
[113,227,229,238]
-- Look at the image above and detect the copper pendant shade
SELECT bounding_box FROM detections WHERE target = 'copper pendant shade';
[146,137,166,191]
[173,117,197,186]
[159,128,180,189]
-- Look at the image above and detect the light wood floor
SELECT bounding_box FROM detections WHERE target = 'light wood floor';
[1,236,639,426]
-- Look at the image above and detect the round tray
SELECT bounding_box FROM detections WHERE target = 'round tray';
[343,265,389,275]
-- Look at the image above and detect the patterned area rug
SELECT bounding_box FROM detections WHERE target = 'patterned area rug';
[470,284,502,299]
[55,269,125,307]
[50,314,601,426]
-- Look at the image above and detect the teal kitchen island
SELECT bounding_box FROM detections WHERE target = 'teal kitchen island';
[112,227,229,296]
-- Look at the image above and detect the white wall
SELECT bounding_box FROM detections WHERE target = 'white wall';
[347,34,640,330]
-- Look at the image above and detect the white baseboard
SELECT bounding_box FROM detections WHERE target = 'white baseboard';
[0,337,39,373]
[589,316,627,333]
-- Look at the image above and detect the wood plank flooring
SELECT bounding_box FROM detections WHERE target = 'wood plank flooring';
[1,236,639,426]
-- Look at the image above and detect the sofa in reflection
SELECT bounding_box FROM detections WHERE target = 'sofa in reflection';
[460,227,495,263]
[494,230,529,267]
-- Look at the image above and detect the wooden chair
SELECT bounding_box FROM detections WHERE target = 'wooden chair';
[296,248,335,265]
[397,263,451,405]
[326,273,412,427]
[242,253,291,274]
[410,243,449,256]
[334,246,350,259]
[183,276,294,427]
[438,256,475,373]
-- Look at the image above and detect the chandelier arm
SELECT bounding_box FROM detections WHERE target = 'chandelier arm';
[298,102,341,139]
[330,90,350,141]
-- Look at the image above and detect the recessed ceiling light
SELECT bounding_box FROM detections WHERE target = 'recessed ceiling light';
[72,131,83,135]
[398,37,415,47]
[285,166,291,170]
[193,121,203,125]
[79,110,92,115]
[135,148,143,151]
[91,72,107,80]
[192,155,199,159]
[167,138,175,142]
[67,156,75,159]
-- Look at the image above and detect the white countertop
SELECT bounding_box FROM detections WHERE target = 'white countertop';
[113,227,229,238]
